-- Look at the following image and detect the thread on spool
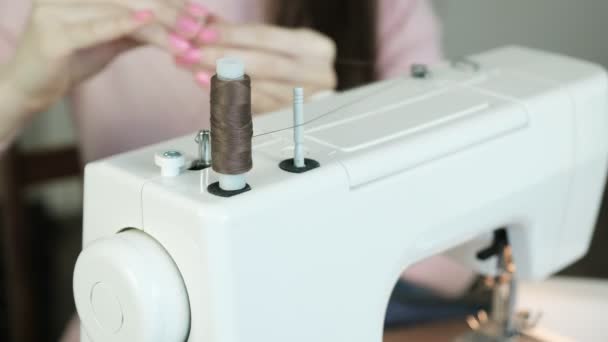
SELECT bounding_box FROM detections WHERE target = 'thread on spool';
[210,74,253,175]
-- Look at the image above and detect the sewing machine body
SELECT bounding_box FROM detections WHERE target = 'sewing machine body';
[75,47,608,342]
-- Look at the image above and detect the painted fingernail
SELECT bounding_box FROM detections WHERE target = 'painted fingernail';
[197,28,219,44]
[176,48,202,66]
[188,2,209,18]
[195,71,211,87]
[133,10,155,23]
[169,33,192,53]
[176,15,202,38]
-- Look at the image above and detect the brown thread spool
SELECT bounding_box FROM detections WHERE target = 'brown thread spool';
[210,58,253,191]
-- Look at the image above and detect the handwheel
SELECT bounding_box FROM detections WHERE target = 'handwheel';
[73,229,190,342]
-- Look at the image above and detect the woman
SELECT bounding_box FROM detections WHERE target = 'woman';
[0,0,475,339]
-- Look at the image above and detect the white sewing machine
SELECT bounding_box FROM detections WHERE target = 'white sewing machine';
[73,46,608,342]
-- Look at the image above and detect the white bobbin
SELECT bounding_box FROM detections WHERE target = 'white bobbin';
[216,57,245,80]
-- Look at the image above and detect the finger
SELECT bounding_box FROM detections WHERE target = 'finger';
[69,38,138,82]
[205,23,337,59]
[252,87,286,114]
[254,81,332,106]
[131,24,172,51]
[65,8,156,51]
[49,2,181,53]
[130,1,210,41]
[52,1,214,53]
[43,0,171,51]
[50,0,183,35]
[181,46,337,87]
[253,81,292,106]
[115,0,183,34]
[127,2,206,52]
[252,80,336,114]
[184,2,210,19]
[166,0,189,9]
[45,0,186,8]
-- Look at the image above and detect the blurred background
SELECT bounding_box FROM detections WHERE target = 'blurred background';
[1,0,607,341]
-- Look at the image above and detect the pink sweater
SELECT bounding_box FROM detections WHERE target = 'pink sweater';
[0,0,441,162]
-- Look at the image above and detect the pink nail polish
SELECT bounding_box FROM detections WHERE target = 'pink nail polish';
[176,15,202,38]
[195,72,211,87]
[197,28,219,44]
[176,48,201,66]
[133,10,155,23]
[175,55,189,66]
[169,33,192,53]
[188,3,209,18]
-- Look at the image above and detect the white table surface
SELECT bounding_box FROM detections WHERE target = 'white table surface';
[518,277,608,342]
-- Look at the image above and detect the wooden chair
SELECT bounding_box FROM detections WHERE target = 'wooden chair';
[0,144,81,342]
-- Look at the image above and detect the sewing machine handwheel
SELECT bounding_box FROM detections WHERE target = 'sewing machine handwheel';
[73,229,190,342]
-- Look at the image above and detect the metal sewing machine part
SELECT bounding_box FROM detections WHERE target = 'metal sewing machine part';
[191,130,211,170]
[293,87,305,168]
[73,46,608,342]
[456,230,544,341]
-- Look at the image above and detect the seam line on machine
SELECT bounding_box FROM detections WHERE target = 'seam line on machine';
[140,176,162,231]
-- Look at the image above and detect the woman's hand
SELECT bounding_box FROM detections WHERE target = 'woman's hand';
[175,21,338,114]
[4,0,205,115]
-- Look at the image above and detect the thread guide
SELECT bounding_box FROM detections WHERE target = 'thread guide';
[190,130,212,171]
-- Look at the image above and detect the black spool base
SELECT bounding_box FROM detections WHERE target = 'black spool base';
[279,158,320,174]
[189,161,211,171]
[207,182,251,197]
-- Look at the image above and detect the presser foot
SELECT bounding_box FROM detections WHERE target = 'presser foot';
[456,310,544,342]
[456,229,544,342]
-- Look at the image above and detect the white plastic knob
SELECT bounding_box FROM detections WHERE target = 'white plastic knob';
[216,57,245,80]
[154,150,186,177]
[73,229,190,342]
